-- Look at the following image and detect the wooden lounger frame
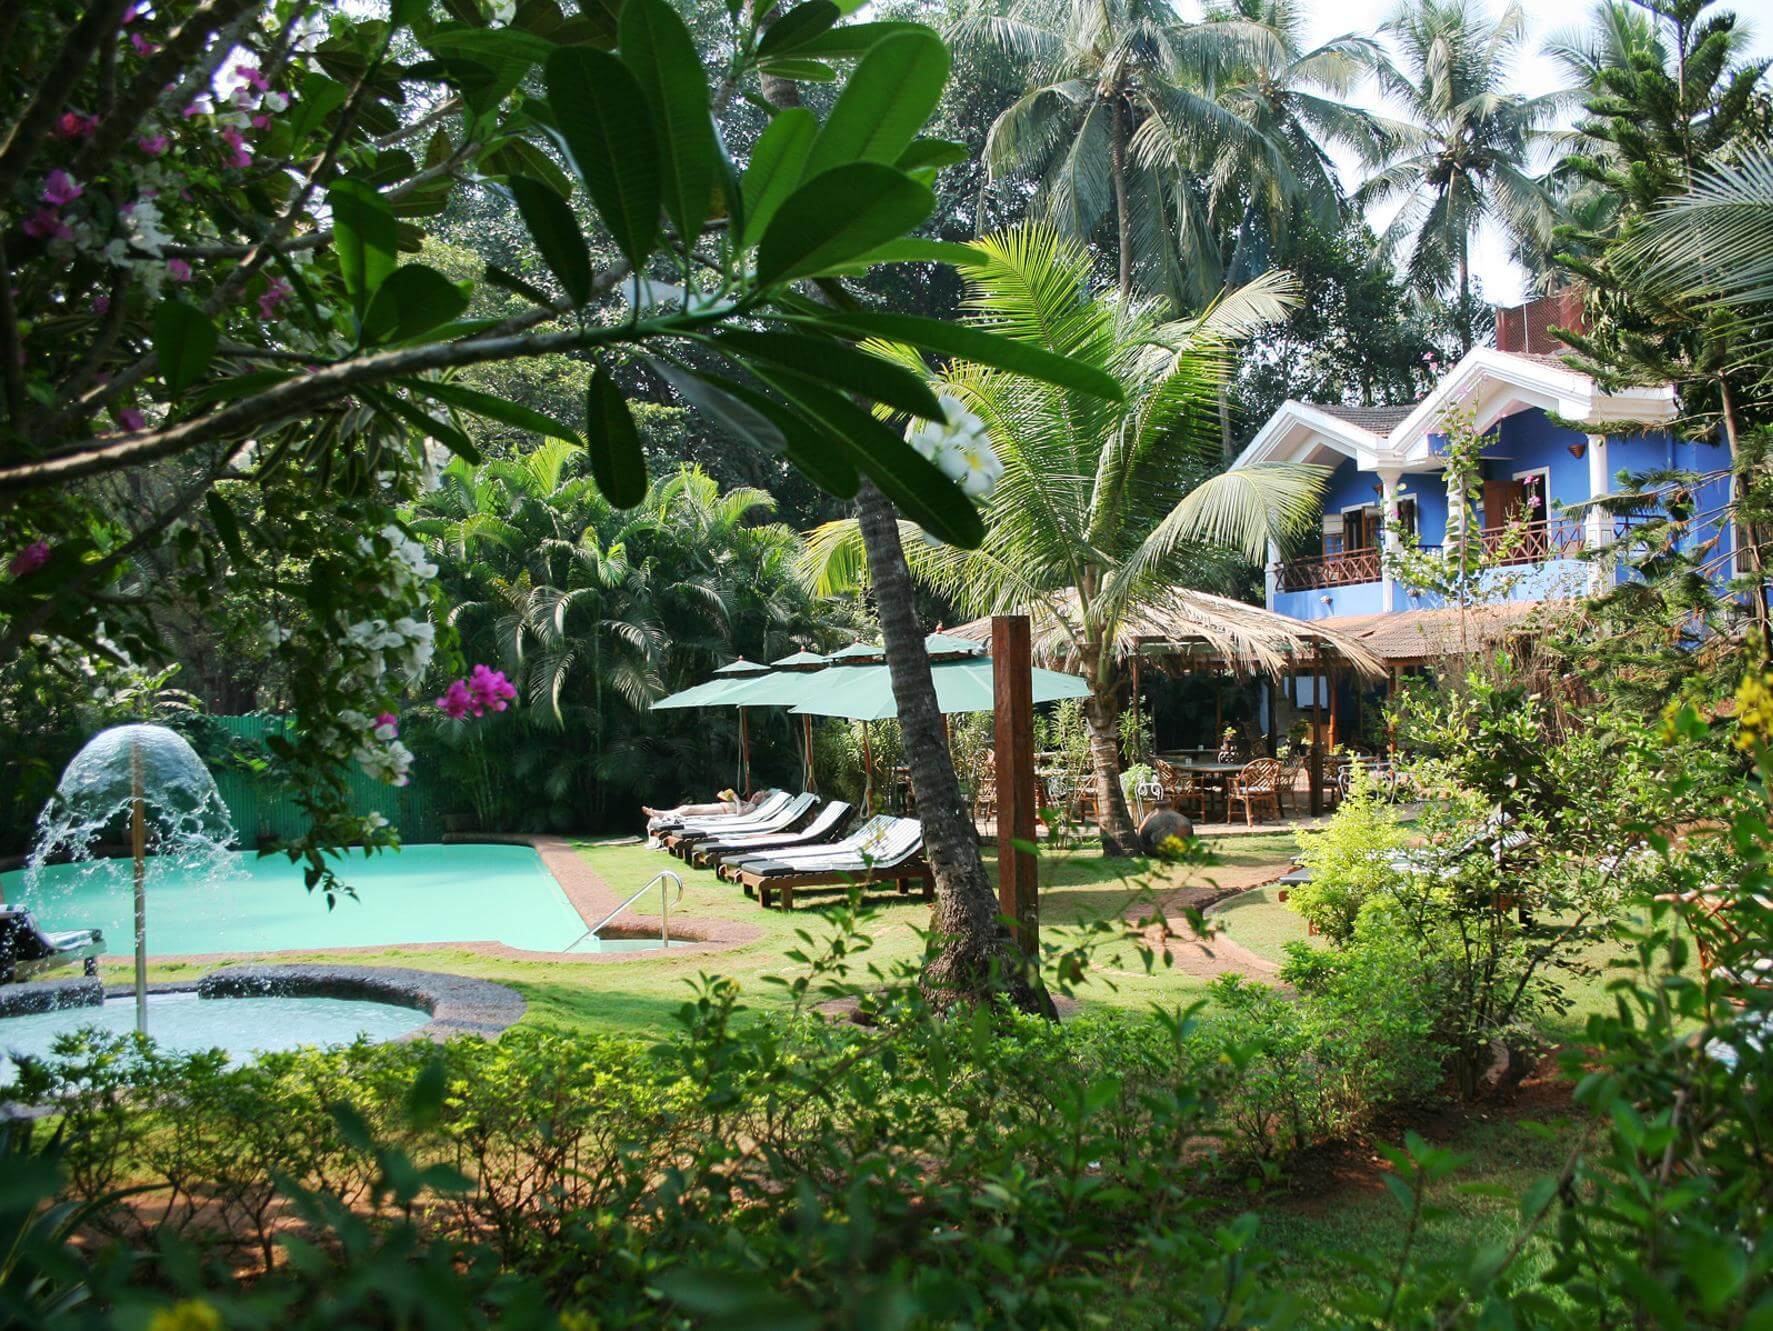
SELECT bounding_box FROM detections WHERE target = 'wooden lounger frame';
[736,860,934,910]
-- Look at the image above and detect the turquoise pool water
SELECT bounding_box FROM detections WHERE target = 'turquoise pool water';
[2,844,614,955]
[0,992,431,1085]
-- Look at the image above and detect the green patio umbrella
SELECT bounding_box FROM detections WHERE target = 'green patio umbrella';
[649,658,770,791]
[699,650,833,791]
[788,654,1090,812]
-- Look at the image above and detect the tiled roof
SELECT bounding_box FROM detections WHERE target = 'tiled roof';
[1310,402,1420,434]
[1312,600,1576,663]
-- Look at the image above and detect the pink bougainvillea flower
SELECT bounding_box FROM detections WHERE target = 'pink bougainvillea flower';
[55,110,98,139]
[22,209,71,241]
[138,134,168,156]
[435,679,476,720]
[122,2,143,22]
[8,542,50,577]
[92,293,110,315]
[42,170,82,206]
[130,32,157,55]
[235,63,270,93]
[251,113,271,130]
[467,664,517,713]
[219,126,252,168]
[167,258,192,282]
[374,712,400,740]
[257,276,293,319]
[116,408,146,431]
[181,99,208,119]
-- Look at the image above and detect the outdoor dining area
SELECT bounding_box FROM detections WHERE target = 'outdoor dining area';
[652,589,1395,854]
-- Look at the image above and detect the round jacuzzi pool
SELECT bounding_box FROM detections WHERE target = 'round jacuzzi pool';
[0,964,525,1088]
[0,990,430,1084]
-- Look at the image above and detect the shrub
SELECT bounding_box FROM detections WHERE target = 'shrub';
[1289,769,1411,942]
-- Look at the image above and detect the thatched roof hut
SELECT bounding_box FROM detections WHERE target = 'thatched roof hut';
[949,588,1386,681]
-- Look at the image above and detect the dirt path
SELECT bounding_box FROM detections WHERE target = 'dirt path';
[1104,861,1289,984]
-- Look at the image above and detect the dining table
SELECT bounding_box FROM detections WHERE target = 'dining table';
[1168,760,1249,823]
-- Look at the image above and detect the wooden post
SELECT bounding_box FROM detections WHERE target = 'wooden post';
[993,615,1038,958]
[801,714,816,793]
[1309,652,1324,816]
[1328,663,1340,752]
[130,738,148,1036]
[861,720,874,814]
[1263,677,1277,755]
[1130,652,1143,761]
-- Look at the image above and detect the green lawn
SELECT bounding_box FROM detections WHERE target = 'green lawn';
[100,833,1303,1037]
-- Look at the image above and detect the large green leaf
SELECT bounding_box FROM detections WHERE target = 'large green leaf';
[328,177,398,315]
[509,174,591,306]
[586,365,647,507]
[788,309,1124,401]
[544,47,660,270]
[152,298,217,394]
[403,378,584,445]
[753,366,983,546]
[423,27,553,108]
[619,0,717,246]
[802,29,949,179]
[704,375,861,497]
[478,135,575,198]
[756,1,838,58]
[740,107,817,248]
[779,20,922,58]
[367,386,483,463]
[755,163,933,285]
[706,328,941,419]
[362,264,471,344]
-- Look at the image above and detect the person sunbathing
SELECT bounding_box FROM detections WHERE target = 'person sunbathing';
[643,789,755,831]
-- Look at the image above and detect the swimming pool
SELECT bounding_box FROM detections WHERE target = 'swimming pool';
[3,844,648,955]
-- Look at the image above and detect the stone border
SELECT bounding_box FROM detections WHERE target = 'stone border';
[0,976,103,1017]
[81,835,764,966]
[194,963,524,1040]
[0,965,523,1043]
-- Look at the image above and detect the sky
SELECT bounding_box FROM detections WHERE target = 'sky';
[1185,0,1773,306]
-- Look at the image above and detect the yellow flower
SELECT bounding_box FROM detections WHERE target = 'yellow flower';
[1734,664,1773,752]
[149,1301,223,1331]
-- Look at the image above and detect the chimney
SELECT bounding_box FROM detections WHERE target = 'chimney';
[1495,289,1586,356]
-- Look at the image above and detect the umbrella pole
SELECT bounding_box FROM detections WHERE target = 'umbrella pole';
[802,714,816,794]
[738,707,751,796]
[862,721,874,814]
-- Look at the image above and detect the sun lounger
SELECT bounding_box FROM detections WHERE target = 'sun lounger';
[720,814,895,876]
[665,792,818,855]
[0,906,104,983]
[696,801,856,870]
[650,790,789,840]
[732,817,931,909]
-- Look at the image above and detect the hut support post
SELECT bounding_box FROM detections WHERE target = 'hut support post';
[1309,652,1324,816]
[993,615,1038,958]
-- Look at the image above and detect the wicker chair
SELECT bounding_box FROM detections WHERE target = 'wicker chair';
[1226,758,1282,826]
[1156,759,1206,818]
[1276,753,1308,814]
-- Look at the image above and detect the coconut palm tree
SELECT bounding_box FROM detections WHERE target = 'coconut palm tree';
[1132,0,1394,298]
[802,226,1325,854]
[1358,0,1562,351]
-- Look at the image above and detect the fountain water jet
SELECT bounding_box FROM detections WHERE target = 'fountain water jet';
[28,724,237,1033]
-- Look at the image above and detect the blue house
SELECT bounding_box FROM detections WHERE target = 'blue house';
[1230,311,1735,749]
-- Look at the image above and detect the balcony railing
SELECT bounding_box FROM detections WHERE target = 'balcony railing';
[1274,517,1647,593]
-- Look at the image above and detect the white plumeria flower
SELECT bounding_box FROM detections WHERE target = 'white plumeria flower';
[906,393,1002,500]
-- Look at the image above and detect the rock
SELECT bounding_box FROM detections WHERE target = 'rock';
[1138,808,1195,855]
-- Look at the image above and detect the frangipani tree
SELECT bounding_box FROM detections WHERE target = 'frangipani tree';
[0,0,1118,895]
[803,226,1323,853]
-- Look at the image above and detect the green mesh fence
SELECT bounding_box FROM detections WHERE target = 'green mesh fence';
[207,716,449,847]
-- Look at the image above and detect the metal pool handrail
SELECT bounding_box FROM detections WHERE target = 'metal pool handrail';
[567,870,684,951]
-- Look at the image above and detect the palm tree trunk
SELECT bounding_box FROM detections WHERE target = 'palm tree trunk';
[1110,96,1133,300]
[1081,643,1138,855]
[757,25,1047,1015]
[854,481,1052,1015]
[1458,233,1473,354]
